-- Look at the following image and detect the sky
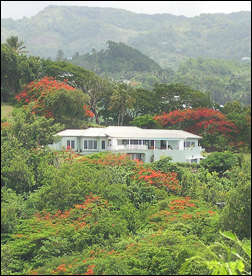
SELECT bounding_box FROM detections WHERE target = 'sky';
[1,1,251,19]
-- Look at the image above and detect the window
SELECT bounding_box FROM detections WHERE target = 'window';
[102,141,105,149]
[71,140,75,149]
[83,140,98,150]
[127,153,142,161]
[94,141,97,149]
[88,140,93,149]
[184,141,195,148]
[84,140,88,149]
[67,140,75,149]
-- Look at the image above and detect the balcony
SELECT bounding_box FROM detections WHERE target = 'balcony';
[108,145,148,151]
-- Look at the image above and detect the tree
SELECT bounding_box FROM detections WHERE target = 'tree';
[11,105,63,149]
[226,113,251,150]
[152,83,214,114]
[130,87,157,117]
[108,83,136,126]
[180,231,251,275]
[130,114,162,129]
[221,102,251,150]
[1,43,41,102]
[43,88,89,124]
[200,151,238,176]
[55,49,64,61]
[15,76,92,124]
[1,132,36,194]
[154,108,237,147]
[5,36,29,55]
[18,55,42,86]
[72,51,79,60]
[1,44,20,101]
[80,77,110,125]
[222,101,245,115]
[221,180,251,239]
[40,60,110,123]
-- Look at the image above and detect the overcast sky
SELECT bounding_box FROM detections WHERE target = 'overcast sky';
[1,1,251,19]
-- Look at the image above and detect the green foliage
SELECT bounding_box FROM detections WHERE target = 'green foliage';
[221,179,251,239]
[2,11,251,105]
[76,40,163,74]
[2,8,250,68]
[108,82,136,126]
[1,188,25,234]
[1,108,63,195]
[180,231,251,275]
[152,83,214,113]
[5,36,29,54]
[130,114,162,129]
[1,44,20,101]
[1,33,251,275]
[175,58,251,105]
[1,43,41,102]
[11,105,63,149]
[1,148,250,275]
[200,151,237,175]
[43,87,87,123]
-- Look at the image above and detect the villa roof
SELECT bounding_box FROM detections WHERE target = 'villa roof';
[57,126,202,139]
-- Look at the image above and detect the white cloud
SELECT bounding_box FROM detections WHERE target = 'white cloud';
[200,1,252,15]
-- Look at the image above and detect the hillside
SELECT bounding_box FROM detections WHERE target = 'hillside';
[67,41,250,105]
[1,6,251,69]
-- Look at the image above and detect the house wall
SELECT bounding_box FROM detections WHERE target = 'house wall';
[53,137,78,151]
[153,147,203,163]
[52,136,203,163]
[186,138,199,147]
[167,140,179,150]
[79,137,100,153]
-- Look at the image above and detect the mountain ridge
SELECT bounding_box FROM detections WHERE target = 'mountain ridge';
[1,6,250,68]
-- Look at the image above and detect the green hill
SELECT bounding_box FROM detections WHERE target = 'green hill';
[1,6,251,69]
[68,41,250,105]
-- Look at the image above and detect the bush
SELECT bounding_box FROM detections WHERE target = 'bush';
[200,151,237,175]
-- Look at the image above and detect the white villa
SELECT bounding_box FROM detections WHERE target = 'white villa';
[52,126,204,163]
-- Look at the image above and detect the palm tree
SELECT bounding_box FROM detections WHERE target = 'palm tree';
[108,83,135,126]
[5,36,29,54]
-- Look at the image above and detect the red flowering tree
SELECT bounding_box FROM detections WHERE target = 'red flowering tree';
[154,108,237,147]
[15,76,94,123]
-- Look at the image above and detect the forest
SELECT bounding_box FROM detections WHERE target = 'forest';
[68,41,251,105]
[1,7,251,67]
[1,36,251,275]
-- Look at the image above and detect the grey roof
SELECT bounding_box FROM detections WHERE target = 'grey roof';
[56,126,202,139]
[56,129,87,136]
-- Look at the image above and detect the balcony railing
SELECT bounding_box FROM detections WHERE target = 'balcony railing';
[108,145,148,151]
[108,145,202,151]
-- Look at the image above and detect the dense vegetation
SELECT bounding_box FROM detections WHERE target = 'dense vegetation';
[69,42,250,105]
[1,119,251,274]
[1,35,251,275]
[70,41,251,105]
[1,6,251,68]
[2,7,251,104]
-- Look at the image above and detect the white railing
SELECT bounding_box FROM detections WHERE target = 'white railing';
[108,145,148,151]
[107,146,205,152]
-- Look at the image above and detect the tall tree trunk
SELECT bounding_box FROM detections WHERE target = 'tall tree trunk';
[121,105,125,126]
[92,109,99,125]
[117,113,120,126]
